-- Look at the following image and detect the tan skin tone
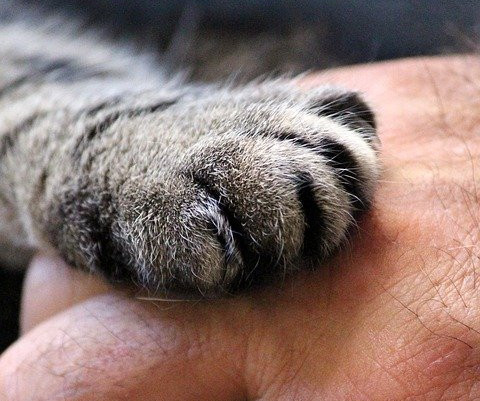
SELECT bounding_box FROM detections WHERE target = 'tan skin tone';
[1,55,480,400]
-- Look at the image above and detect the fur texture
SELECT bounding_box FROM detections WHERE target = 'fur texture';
[0,12,380,297]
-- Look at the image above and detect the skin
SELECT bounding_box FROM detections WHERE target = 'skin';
[1,55,480,400]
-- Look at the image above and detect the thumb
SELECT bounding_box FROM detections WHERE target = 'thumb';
[1,291,250,401]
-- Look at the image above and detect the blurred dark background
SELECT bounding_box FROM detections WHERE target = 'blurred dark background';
[20,0,480,80]
[2,0,479,351]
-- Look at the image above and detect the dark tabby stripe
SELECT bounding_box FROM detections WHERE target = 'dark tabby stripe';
[318,137,365,209]
[294,171,327,258]
[0,113,44,157]
[47,186,135,284]
[83,97,124,117]
[191,175,244,268]
[191,173,280,292]
[0,96,128,160]
[0,60,69,97]
[312,92,377,142]
[72,100,177,161]
[0,58,110,98]
[270,131,366,210]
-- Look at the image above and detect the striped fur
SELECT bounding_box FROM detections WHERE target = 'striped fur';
[0,13,380,297]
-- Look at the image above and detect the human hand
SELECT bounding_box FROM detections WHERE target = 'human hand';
[1,55,480,400]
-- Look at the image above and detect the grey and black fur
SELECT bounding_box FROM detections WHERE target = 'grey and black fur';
[0,6,380,297]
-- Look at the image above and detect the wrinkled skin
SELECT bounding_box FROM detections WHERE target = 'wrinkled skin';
[1,56,480,400]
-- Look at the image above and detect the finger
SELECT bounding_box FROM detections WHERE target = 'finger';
[20,253,111,333]
[2,293,250,401]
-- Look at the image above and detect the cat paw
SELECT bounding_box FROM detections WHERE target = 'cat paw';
[46,86,380,297]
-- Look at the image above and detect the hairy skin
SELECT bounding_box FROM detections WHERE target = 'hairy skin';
[1,56,480,400]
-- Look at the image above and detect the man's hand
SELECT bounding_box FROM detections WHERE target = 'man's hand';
[1,56,480,400]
